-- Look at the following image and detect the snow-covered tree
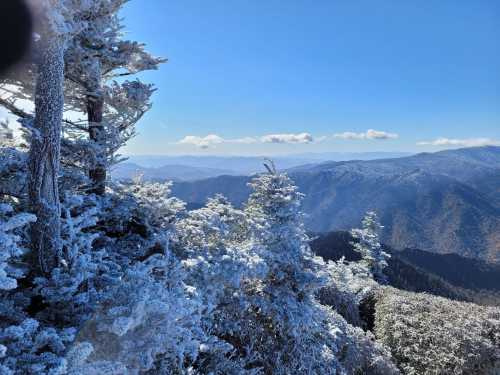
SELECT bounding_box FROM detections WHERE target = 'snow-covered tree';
[237,163,398,374]
[92,180,186,265]
[25,0,78,274]
[0,202,75,375]
[351,211,390,284]
[0,1,163,196]
[318,257,377,327]
[244,161,323,303]
[63,0,164,195]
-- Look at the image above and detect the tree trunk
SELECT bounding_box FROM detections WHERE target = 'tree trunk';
[87,62,106,196]
[88,93,106,195]
[27,39,65,275]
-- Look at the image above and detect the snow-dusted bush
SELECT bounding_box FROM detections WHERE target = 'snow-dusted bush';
[0,204,36,290]
[1,195,81,374]
[374,287,500,374]
[93,180,185,265]
[34,194,122,326]
[318,213,390,330]
[123,180,185,232]
[175,194,260,296]
[68,253,204,374]
[173,195,265,373]
[318,257,378,327]
[0,318,76,375]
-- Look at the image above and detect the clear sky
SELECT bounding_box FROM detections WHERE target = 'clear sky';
[119,0,500,156]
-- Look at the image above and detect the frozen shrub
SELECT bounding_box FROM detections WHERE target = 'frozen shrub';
[374,287,500,374]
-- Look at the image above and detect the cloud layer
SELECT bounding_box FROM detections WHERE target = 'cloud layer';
[177,131,499,150]
[260,133,314,144]
[178,134,257,149]
[178,133,314,149]
[333,129,399,140]
[417,137,500,148]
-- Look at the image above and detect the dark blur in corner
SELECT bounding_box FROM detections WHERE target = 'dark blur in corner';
[0,0,33,76]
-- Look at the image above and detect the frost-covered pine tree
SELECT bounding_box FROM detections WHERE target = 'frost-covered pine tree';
[33,193,122,327]
[240,162,398,374]
[0,1,163,196]
[351,211,390,284]
[64,0,164,194]
[244,160,322,310]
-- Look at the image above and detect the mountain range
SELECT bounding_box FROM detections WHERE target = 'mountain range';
[111,162,239,182]
[170,146,500,261]
[118,152,414,177]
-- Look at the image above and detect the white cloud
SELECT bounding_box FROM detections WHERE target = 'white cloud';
[177,132,317,149]
[333,129,399,140]
[260,132,314,144]
[417,137,500,148]
[178,134,224,149]
[178,134,257,149]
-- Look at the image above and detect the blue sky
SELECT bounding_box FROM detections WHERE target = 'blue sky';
[120,0,500,155]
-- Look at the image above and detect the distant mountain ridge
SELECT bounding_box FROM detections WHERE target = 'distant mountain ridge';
[122,152,415,176]
[111,162,238,182]
[171,146,500,261]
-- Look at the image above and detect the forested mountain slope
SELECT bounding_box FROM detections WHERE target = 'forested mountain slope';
[311,231,500,305]
[373,288,500,374]
[172,146,500,261]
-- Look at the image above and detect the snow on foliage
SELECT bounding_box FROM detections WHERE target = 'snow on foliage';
[123,180,185,232]
[374,287,500,374]
[220,163,400,374]
[1,0,163,196]
[33,194,121,326]
[1,1,490,373]
[0,204,36,290]
[172,194,266,373]
[68,254,204,374]
[318,257,377,327]
[351,211,390,283]
[0,318,76,375]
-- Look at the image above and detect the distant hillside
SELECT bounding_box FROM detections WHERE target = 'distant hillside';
[111,162,238,182]
[172,146,500,261]
[124,155,315,175]
[310,231,500,306]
